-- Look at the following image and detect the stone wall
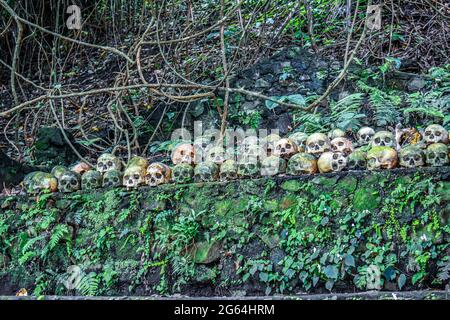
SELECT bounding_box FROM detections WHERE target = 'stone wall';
[0,167,449,296]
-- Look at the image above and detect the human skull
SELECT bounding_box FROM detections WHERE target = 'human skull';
[328,128,346,140]
[172,163,194,184]
[357,127,375,146]
[371,131,395,148]
[70,162,92,175]
[399,146,425,168]
[367,147,398,170]
[288,132,309,152]
[260,156,287,176]
[306,133,331,156]
[237,147,260,178]
[331,137,353,155]
[425,143,449,167]
[58,171,81,193]
[126,156,148,170]
[274,138,298,159]
[240,136,259,154]
[51,166,70,180]
[423,124,449,144]
[146,163,171,187]
[82,170,103,190]
[97,153,122,173]
[23,172,58,195]
[347,149,367,170]
[102,169,123,188]
[171,143,195,165]
[318,152,348,173]
[287,153,318,175]
[261,133,281,157]
[193,135,214,162]
[194,161,219,182]
[219,160,238,181]
[207,146,227,165]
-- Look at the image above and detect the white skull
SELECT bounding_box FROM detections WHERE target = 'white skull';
[274,138,298,159]
[146,163,171,187]
[306,133,331,156]
[371,131,395,148]
[288,132,309,152]
[331,137,353,155]
[423,124,449,144]
[123,166,145,189]
[357,127,375,146]
[260,156,287,176]
[318,152,347,173]
[97,153,122,173]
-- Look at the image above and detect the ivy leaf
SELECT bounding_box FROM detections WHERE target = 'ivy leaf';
[286,94,306,106]
[265,96,281,110]
[259,272,269,282]
[344,254,355,267]
[324,265,338,279]
[398,274,407,290]
[325,280,335,291]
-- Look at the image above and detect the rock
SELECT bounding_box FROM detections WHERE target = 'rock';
[34,127,78,166]
[353,187,381,211]
[407,77,426,92]
[191,240,222,264]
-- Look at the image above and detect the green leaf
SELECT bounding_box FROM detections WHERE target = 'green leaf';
[398,274,407,290]
[344,254,355,267]
[325,280,335,291]
[324,265,338,279]
[286,94,306,106]
[259,272,269,282]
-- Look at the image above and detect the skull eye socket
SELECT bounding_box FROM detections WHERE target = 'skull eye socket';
[428,152,436,159]
[124,175,129,180]
[403,156,409,161]
[319,140,325,146]
[107,161,113,166]
[338,141,344,146]
[385,137,391,143]
[332,153,339,160]
[90,178,97,183]
[414,155,421,161]
[361,134,367,139]
[133,174,140,179]
[375,138,381,144]
[285,144,291,149]
[70,178,78,186]
[425,131,431,136]
[438,152,446,159]
[348,160,355,167]
[308,143,315,148]
[358,160,366,167]
[435,132,441,137]
[156,173,162,179]
[332,163,338,170]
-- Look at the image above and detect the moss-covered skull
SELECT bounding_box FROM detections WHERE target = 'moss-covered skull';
[237,147,260,178]
[102,169,123,188]
[97,153,122,173]
[371,131,395,148]
[287,153,317,175]
[82,170,102,190]
[58,171,81,193]
[172,163,194,184]
[193,135,214,162]
[240,136,259,154]
[399,146,425,168]
[207,145,227,165]
[262,133,281,156]
[357,127,375,146]
[194,161,219,182]
[318,152,348,173]
[171,143,195,165]
[51,165,70,180]
[347,149,367,170]
[123,166,145,189]
[367,146,398,170]
[425,143,449,167]
[219,160,238,181]
[261,155,287,176]
[306,133,331,156]
[274,138,298,159]
[328,128,346,140]
[423,124,449,144]
[23,172,58,195]
[146,163,171,187]
[331,137,353,155]
[288,132,309,152]
[126,156,148,170]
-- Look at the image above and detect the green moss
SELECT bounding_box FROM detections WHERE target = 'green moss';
[281,180,302,192]
[353,187,381,211]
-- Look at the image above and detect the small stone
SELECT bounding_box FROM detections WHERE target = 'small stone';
[255,78,270,88]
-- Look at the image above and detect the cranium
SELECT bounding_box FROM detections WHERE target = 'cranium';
[237,147,261,178]
[423,124,449,144]
[102,169,123,188]
[81,170,103,190]
[97,153,122,173]
[126,156,148,170]
[328,128,346,140]
[123,165,146,189]
[193,135,214,162]
[207,145,227,165]
[51,165,70,180]
[219,160,238,181]
[371,131,395,148]
[23,172,58,195]
[357,127,375,146]
[172,163,194,184]
[287,153,318,175]
[146,163,172,187]
[261,133,281,157]
[171,143,195,165]
[347,149,367,170]
[260,156,287,176]
[288,132,308,152]
[331,137,353,155]
[274,138,298,159]
[58,171,81,193]
[399,146,425,168]
[367,146,398,170]
[70,162,92,175]
[425,143,449,167]
[240,136,259,154]
[194,161,219,182]
[306,133,331,156]
[318,152,348,173]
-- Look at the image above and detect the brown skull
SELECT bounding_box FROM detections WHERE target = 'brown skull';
[146,163,172,187]
[331,137,353,155]
[171,143,195,165]
[357,127,375,146]
[306,133,331,156]
[274,138,298,159]
[367,147,398,170]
